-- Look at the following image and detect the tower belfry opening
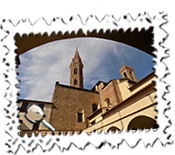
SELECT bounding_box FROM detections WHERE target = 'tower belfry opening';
[70,48,84,89]
[119,64,138,82]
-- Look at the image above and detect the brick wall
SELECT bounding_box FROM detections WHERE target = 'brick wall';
[50,83,100,131]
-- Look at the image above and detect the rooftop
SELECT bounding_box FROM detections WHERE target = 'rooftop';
[18,99,53,104]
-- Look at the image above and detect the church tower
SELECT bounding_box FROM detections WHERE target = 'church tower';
[70,48,84,89]
[119,64,138,82]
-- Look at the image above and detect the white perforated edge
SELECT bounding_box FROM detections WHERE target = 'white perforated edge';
[1,13,172,153]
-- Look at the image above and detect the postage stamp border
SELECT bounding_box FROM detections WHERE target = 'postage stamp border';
[0,12,172,153]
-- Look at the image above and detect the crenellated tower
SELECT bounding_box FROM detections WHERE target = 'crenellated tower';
[70,48,84,89]
[119,64,138,82]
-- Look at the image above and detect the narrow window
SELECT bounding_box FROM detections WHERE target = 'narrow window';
[77,108,84,122]
[74,68,77,74]
[92,104,98,113]
[105,98,111,107]
[123,72,127,78]
[74,79,78,85]
[20,102,29,112]
[106,99,110,106]
[77,113,83,122]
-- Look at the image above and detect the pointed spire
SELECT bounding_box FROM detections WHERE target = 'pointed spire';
[70,47,84,89]
[71,47,83,65]
[74,47,80,59]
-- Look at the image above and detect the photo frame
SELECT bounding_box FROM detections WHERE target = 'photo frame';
[1,12,172,153]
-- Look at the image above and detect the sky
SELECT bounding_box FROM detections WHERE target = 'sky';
[16,38,154,102]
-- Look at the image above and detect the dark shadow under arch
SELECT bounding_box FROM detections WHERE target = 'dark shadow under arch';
[15,27,155,64]
[107,126,121,132]
[127,116,159,130]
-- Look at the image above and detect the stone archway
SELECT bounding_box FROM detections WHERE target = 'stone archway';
[107,126,121,133]
[127,115,159,130]
[14,27,155,64]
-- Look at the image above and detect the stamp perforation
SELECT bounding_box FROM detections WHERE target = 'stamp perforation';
[0,9,172,154]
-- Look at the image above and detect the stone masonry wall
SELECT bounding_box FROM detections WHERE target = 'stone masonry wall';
[49,84,100,131]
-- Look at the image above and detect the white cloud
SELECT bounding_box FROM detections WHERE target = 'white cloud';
[17,38,117,101]
[17,38,153,102]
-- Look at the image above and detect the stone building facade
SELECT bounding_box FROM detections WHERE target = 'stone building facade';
[18,48,157,136]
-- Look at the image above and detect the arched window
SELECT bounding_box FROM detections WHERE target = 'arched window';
[106,98,110,106]
[105,98,111,107]
[74,68,77,74]
[77,109,84,122]
[78,113,83,122]
[74,79,78,85]
[92,104,98,113]
[123,72,127,78]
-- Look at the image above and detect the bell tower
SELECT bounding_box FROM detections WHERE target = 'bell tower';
[119,64,138,82]
[70,48,84,89]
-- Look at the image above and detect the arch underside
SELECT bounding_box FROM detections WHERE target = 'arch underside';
[127,116,159,130]
[107,126,121,132]
[15,27,155,64]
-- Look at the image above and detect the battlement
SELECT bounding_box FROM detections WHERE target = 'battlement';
[119,64,134,73]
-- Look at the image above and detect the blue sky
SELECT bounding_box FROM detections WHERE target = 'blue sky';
[16,38,154,101]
